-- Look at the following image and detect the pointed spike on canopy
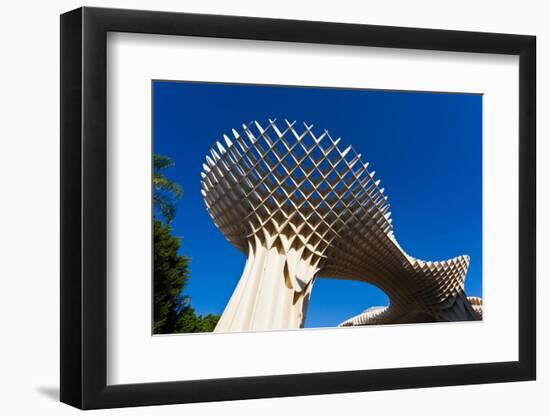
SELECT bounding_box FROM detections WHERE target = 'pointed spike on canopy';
[271,122,284,138]
[303,122,314,132]
[224,134,234,147]
[210,149,220,161]
[216,141,226,154]
[316,131,328,144]
[348,156,361,170]
[243,125,257,143]
[341,146,352,158]
[254,120,265,134]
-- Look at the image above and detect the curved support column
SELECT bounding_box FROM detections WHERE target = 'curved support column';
[214,235,317,332]
[430,291,481,321]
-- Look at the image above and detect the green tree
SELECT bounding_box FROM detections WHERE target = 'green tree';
[152,154,221,334]
[174,307,221,333]
[153,219,190,334]
[153,154,183,224]
[153,219,221,334]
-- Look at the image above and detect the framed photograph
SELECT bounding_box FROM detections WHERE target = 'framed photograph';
[60,6,536,409]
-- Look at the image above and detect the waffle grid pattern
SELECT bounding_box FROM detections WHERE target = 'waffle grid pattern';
[201,119,480,327]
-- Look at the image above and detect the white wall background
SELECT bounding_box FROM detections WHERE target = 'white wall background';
[0,1,546,415]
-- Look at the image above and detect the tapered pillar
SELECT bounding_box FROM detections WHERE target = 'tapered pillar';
[215,234,318,332]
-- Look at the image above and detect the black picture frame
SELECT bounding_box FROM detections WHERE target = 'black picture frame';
[60,6,536,410]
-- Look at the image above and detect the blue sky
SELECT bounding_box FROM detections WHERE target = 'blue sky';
[153,80,482,328]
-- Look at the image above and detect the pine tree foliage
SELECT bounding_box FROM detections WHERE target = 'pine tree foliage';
[152,154,221,333]
[153,154,183,224]
[153,219,189,333]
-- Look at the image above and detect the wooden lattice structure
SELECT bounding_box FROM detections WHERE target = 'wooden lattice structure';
[201,119,481,332]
